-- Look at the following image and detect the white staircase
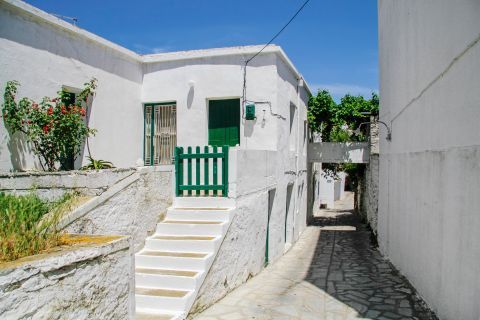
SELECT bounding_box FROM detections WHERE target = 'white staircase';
[135,198,235,320]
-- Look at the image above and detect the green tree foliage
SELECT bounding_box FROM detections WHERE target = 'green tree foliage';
[307,89,379,189]
[308,90,379,142]
[2,79,97,171]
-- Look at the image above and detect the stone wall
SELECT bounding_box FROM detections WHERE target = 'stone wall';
[64,166,173,251]
[361,154,379,234]
[0,236,133,320]
[0,168,136,201]
[359,118,379,234]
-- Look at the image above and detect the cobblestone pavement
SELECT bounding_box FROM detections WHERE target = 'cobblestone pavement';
[193,193,437,320]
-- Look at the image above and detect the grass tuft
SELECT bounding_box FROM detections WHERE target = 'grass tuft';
[0,192,77,262]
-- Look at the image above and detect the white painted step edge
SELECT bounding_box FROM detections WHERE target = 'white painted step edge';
[143,237,220,252]
[135,290,194,313]
[135,308,184,320]
[135,253,214,271]
[135,272,201,291]
[155,222,227,235]
[173,197,235,208]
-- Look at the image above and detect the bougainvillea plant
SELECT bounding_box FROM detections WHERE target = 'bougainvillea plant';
[2,78,97,171]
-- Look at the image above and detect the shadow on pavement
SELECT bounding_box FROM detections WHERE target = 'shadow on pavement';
[305,208,438,320]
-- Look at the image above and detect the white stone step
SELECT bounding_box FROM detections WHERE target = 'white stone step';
[166,208,232,222]
[156,220,226,236]
[135,198,237,319]
[135,250,212,271]
[135,308,182,320]
[173,197,235,209]
[135,267,199,290]
[144,235,219,253]
[135,287,193,312]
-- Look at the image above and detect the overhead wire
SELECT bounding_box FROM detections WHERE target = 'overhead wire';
[241,0,311,115]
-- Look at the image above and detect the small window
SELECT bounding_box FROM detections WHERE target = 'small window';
[289,102,297,151]
[144,103,177,165]
[62,92,76,107]
[60,90,77,170]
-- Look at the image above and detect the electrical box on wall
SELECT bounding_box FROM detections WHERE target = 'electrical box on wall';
[245,103,256,120]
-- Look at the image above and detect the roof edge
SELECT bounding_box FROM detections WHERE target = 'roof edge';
[1,0,141,62]
[2,0,311,94]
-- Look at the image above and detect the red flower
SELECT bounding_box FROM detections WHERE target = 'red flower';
[61,105,67,114]
[52,98,58,103]
[27,120,32,125]
[80,108,86,116]
[43,125,49,134]
[47,107,53,115]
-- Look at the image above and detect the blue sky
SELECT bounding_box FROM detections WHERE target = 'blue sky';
[25,0,378,101]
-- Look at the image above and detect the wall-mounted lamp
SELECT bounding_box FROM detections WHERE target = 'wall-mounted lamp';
[187,80,195,88]
[355,121,392,141]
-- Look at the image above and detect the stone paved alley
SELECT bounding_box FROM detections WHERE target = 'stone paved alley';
[193,193,437,320]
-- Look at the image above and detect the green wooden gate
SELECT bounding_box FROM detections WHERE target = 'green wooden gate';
[175,146,229,197]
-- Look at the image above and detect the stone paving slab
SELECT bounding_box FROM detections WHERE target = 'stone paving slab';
[192,193,437,320]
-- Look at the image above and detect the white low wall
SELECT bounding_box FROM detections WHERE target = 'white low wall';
[0,168,136,200]
[0,235,134,320]
[64,166,173,251]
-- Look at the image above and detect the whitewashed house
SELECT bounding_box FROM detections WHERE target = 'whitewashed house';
[0,1,312,318]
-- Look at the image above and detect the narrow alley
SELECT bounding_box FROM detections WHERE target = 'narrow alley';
[193,193,437,320]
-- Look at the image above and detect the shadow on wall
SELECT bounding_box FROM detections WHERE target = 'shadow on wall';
[304,211,438,320]
[5,131,31,171]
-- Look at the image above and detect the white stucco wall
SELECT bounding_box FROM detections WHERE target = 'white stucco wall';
[334,172,346,201]
[189,53,310,313]
[319,172,335,209]
[0,1,143,171]
[65,166,173,251]
[378,1,480,319]
[0,236,134,320]
[142,54,278,151]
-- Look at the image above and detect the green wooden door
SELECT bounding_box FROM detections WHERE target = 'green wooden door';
[208,99,240,147]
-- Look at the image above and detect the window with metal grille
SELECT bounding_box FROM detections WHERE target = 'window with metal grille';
[144,103,177,165]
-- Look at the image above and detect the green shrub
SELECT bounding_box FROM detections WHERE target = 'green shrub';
[0,192,72,262]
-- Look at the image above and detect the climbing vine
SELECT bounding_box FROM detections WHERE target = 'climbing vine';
[2,79,97,171]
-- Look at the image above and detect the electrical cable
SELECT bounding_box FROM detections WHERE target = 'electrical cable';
[241,0,311,114]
